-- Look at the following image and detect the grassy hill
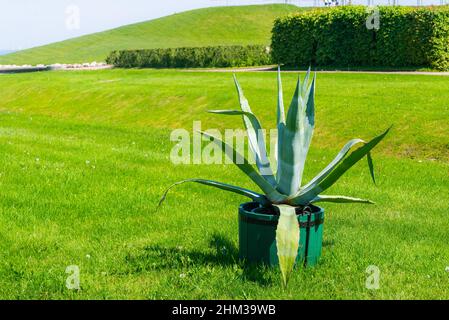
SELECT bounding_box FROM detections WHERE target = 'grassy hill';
[0,4,300,65]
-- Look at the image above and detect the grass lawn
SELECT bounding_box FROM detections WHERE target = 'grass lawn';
[0,69,448,299]
[0,4,300,65]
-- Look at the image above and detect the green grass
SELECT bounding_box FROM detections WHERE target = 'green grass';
[0,5,300,66]
[0,69,448,299]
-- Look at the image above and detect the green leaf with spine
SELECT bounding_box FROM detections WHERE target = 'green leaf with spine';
[276,66,286,183]
[158,179,270,208]
[159,68,390,286]
[199,130,287,204]
[276,72,315,196]
[231,76,277,185]
[274,205,300,287]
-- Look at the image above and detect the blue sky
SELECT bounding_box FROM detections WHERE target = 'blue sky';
[0,0,440,50]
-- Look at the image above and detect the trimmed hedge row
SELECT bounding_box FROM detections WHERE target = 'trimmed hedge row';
[106,45,272,68]
[271,6,449,70]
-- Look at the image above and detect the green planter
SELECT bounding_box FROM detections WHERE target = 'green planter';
[238,202,324,267]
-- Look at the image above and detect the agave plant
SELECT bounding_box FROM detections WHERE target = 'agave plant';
[160,68,390,286]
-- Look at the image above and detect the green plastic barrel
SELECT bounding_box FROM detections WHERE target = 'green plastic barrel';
[238,202,324,267]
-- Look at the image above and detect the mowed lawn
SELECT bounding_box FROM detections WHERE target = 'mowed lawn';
[0,69,448,299]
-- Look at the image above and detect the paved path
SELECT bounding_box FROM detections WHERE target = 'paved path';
[0,66,50,74]
[0,64,113,74]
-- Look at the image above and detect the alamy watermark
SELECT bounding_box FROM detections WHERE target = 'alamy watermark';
[366,6,380,31]
[170,121,277,175]
[366,265,380,290]
[66,265,80,290]
[65,5,81,31]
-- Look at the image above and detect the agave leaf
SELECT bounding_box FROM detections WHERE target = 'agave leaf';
[274,204,300,287]
[275,76,301,195]
[316,127,390,192]
[199,131,287,203]
[367,152,376,185]
[301,72,315,165]
[276,123,285,183]
[276,66,286,182]
[301,67,312,96]
[207,110,276,185]
[232,76,276,180]
[158,179,270,208]
[277,74,315,196]
[311,195,375,204]
[277,66,286,125]
[290,127,391,206]
[294,138,366,197]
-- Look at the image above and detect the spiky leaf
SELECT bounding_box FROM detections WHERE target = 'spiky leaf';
[291,138,366,200]
[367,152,376,185]
[315,127,390,193]
[276,71,315,196]
[301,67,311,95]
[207,110,276,184]
[301,72,316,167]
[274,205,300,287]
[311,195,375,204]
[200,131,287,203]
[158,179,269,208]
[290,127,391,206]
[277,66,286,125]
[276,67,286,181]
[232,76,276,181]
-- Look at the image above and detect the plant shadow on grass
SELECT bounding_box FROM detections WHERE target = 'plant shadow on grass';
[125,233,274,286]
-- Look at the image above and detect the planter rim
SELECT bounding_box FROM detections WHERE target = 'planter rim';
[239,202,324,223]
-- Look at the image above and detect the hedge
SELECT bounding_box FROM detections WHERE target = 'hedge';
[271,6,449,70]
[106,45,272,68]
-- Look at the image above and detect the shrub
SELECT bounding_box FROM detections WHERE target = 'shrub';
[106,45,272,68]
[271,6,449,70]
